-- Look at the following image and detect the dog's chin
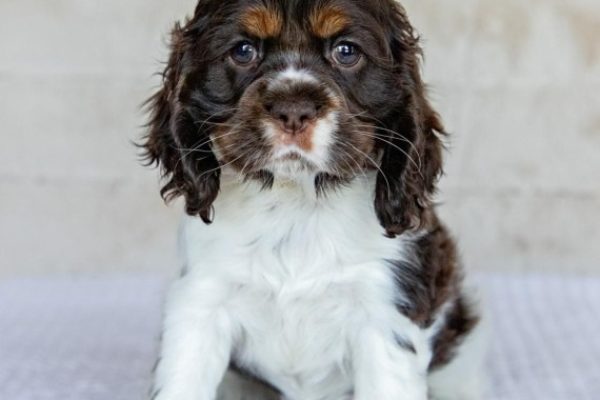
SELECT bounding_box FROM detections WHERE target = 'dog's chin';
[259,144,325,181]
[266,153,320,181]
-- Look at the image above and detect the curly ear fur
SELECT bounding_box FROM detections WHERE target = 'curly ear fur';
[374,3,445,237]
[141,12,220,224]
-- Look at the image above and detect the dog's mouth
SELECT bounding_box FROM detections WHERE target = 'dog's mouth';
[275,151,303,162]
[210,111,379,185]
[264,146,321,179]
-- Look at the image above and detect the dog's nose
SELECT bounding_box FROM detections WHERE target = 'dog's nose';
[268,100,318,134]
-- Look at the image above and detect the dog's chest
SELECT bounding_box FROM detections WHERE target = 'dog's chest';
[231,272,361,398]
[212,237,399,398]
[182,179,407,398]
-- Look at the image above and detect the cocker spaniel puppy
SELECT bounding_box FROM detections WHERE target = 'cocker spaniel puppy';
[141,0,484,399]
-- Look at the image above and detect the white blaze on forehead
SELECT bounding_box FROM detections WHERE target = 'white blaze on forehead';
[270,66,340,106]
[269,67,319,89]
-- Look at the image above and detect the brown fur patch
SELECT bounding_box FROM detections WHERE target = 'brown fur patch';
[429,296,479,370]
[241,6,283,39]
[310,6,349,38]
[392,217,479,370]
[288,124,315,152]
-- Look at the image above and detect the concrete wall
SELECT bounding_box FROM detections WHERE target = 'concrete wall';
[1,0,598,277]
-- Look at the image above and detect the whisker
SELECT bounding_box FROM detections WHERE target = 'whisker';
[238,145,268,179]
[170,124,251,173]
[177,124,245,158]
[340,110,424,167]
[351,124,423,176]
[352,124,422,159]
[335,145,367,180]
[193,108,238,131]
[194,146,258,182]
[338,140,392,197]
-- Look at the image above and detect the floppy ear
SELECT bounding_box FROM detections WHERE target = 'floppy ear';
[374,4,445,237]
[141,13,220,224]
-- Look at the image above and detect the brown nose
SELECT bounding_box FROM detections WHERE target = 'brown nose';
[267,100,318,134]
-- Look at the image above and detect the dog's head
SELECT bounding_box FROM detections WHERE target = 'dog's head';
[142,0,444,237]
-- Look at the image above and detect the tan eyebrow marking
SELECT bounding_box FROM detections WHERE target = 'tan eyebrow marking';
[310,6,349,38]
[240,6,283,39]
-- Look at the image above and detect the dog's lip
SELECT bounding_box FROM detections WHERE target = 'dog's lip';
[269,147,321,171]
[277,152,303,161]
[272,145,305,160]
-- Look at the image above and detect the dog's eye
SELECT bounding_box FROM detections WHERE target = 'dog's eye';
[231,41,258,65]
[332,42,362,67]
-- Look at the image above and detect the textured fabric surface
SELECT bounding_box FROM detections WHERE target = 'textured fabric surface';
[0,273,598,400]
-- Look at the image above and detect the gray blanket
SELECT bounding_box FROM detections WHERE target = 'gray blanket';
[1,273,598,400]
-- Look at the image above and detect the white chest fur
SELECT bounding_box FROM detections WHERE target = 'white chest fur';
[174,174,426,399]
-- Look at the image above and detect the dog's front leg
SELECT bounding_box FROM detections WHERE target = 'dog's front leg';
[152,277,235,400]
[352,324,429,400]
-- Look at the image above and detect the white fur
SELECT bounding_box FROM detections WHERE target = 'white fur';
[269,66,338,101]
[271,67,319,87]
[311,111,338,166]
[428,290,488,400]
[151,168,482,400]
[154,104,481,399]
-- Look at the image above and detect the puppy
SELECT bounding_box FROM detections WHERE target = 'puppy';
[141,1,484,399]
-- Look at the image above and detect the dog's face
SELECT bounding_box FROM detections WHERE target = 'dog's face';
[189,1,404,180]
[142,0,445,236]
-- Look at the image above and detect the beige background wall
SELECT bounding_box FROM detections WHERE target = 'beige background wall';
[1,0,598,278]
